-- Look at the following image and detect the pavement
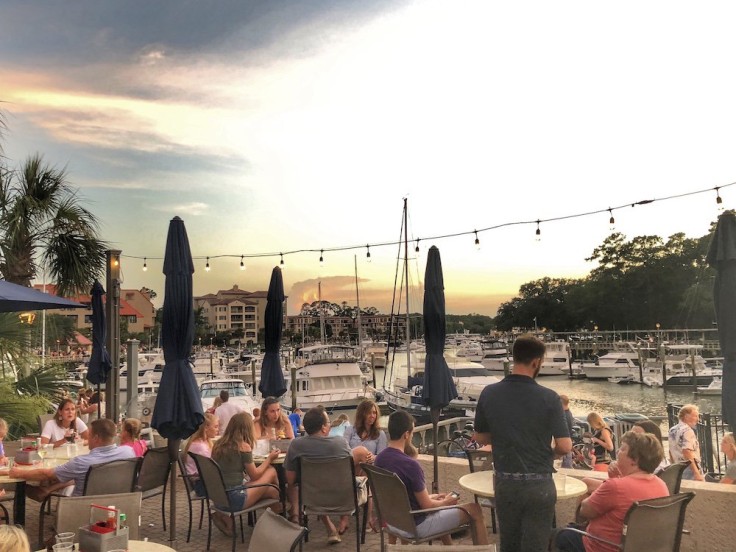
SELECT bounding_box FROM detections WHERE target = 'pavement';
[23,478,501,551]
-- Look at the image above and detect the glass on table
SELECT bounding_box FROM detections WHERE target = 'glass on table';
[52,543,73,551]
[55,532,74,545]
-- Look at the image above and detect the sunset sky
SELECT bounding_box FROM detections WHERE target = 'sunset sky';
[2,1,736,317]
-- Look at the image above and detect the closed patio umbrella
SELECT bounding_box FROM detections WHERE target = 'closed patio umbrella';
[85,280,112,418]
[706,210,736,430]
[0,279,84,312]
[421,246,457,493]
[258,266,287,398]
[151,216,205,543]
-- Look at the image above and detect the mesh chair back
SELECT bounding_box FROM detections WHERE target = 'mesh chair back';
[248,508,306,552]
[657,462,689,495]
[298,456,358,516]
[188,452,231,510]
[56,492,142,540]
[178,452,198,495]
[466,450,493,473]
[37,414,55,434]
[136,447,171,493]
[620,492,695,552]
[362,463,417,535]
[84,458,141,495]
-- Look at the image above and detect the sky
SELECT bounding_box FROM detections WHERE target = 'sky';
[2,1,736,317]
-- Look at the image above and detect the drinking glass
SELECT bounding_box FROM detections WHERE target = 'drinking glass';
[55,532,75,545]
[52,543,73,551]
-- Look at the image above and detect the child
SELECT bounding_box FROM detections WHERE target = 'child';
[0,418,7,465]
[120,418,148,457]
[328,413,351,437]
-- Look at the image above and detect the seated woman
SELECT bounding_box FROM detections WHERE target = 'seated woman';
[119,418,148,457]
[554,431,669,552]
[184,413,220,496]
[210,411,281,536]
[719,432,736,484]
[253,397,295,440]
[587,412,614,472]
[41,399,89,447]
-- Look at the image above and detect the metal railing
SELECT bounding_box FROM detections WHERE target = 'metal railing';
[666,403,729,475]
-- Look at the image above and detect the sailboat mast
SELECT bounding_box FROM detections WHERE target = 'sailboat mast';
[354,256,363,358]
[403,198,411,385]
[319,281,326,343]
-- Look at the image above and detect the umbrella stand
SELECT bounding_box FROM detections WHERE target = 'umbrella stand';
[431,406,441,494]
[168,438,179,543]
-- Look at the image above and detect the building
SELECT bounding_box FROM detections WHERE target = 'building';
[32,284,156,335]
[285,313,407,341]
[194,284,288,344]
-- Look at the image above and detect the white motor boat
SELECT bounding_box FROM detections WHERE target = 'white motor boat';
[200,378,261,414]
[696,377,722,395]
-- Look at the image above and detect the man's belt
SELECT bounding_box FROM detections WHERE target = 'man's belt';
[495,471,552,481]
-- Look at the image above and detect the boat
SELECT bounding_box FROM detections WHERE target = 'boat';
[480,348,511,373]
[200,378,261,414]
[579,343,651,380]
[540,340,570,376]
[282,344,376,411]
[696,377,722,395]
[662,345,720,387]
[454,341,484,362]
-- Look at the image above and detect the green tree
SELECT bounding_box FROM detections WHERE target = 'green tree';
[0,154,107,295]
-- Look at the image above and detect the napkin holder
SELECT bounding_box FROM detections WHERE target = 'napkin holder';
[78,504,129,552]
[15,449,40,465]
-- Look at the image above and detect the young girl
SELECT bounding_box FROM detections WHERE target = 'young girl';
[253,397,294,440]
[41,399,89,447]
[120,418,148,457]
[211,412,281,536]
[0,525,30,552]
[0,418,8,465]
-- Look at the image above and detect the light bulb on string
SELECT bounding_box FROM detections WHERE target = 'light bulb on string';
[608,208,615,231]
[205,257,211,272]
[319,249,324,267]
[142,258,147,272]
[366,245,371,262]
[240,255,246,271]
[535,220,541,242]
[474,230,480,251]
[415,239,420,254]
[280,253,285,269]
[716,187,724,212]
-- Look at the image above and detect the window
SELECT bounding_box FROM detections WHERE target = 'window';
[128,316,137,323]
[245,306,255,312]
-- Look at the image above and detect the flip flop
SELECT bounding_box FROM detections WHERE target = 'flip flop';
[328,533,342,545]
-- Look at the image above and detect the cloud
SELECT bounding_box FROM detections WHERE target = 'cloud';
[151,202,209,216]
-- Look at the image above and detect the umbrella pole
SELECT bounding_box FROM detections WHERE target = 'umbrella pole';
[168,438,180,543]
[431,406,440,494]
[97,383,101,419]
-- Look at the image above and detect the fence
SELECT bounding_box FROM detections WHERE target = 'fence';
[666,403,729,475]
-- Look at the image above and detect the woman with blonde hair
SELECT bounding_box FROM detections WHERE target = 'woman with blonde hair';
[184,413,220,496]
[0,525,30,552]
[587,412,614,472]
[211,412,281,536]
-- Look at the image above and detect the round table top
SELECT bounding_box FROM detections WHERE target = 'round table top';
[36,540,175,552]
[0,443,90,483]
[459,471,588,499]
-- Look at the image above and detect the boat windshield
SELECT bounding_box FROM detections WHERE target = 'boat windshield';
[452,367,495,377]
[201,382,247,398]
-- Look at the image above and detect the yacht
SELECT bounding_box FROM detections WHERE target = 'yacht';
[696,377,722,395]
[579,343,650,380]
[540,340,570,376]
[282,344,375,411]
[200,378,261,413]
[662,345,720,386]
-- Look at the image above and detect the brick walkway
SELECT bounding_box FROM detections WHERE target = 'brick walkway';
[23,478,500,551]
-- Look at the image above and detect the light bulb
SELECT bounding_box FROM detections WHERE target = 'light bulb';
[142,258,147,271]
[205,257,211,272]
[240,255,245,271]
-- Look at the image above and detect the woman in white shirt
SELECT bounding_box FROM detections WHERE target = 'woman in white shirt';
[41,399,89,447]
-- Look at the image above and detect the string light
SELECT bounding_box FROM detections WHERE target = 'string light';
[319,249,324,267]
[120,181,736,267]
[474,230,480,250]
[366,245,371,262]
[205,257,210,272]
[240,255,246,271]
[142,257,147,271]
[608,208,615,231]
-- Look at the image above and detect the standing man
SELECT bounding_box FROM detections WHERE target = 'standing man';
[474,334,572,552]
[214,390,243,435]
[283,406,353,545]
[375,410,488,546]
[668,404,704,481]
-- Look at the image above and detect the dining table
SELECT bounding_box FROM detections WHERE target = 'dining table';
[0,441,89,526]
[35,539,176,552]
[459,470,588,500]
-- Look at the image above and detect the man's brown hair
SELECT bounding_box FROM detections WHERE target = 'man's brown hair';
[90,418,116,443]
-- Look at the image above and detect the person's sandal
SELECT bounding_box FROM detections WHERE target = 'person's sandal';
[327,532,342,545]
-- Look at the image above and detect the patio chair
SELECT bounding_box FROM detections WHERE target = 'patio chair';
[178,451,207,542]
[55,491,142,540]
[248,507,307,552]
[37,413,54,434]
[657,462,690,495]
[135,446,171,530]
[465,449,497,533]
[556,492,695,552]
[297,455,367,551]
[189,451,281,552]
[39,457,141,547]
[361,463,477,552]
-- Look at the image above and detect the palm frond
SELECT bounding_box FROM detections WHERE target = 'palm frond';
[0,384,50,439]
[13,362,69,401]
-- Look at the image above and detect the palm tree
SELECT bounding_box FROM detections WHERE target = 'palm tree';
[0,154,107,295]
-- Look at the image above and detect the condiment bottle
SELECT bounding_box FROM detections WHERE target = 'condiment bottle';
[120,512,127,530]
[107,505,117,530]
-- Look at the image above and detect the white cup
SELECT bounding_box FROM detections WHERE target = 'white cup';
[553,473,567,492]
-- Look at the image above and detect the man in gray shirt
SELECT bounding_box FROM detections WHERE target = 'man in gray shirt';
[284,405,352,545]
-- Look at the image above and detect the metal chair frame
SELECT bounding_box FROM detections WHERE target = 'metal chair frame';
[135,446,171,530]
[178,451,207,542]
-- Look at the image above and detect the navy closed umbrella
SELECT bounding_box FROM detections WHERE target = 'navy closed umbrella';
[421,246,457,493]
[86,281,112,418]
[706,210,736,430]
[259,266,287,398]
[151,216,205,543]
[0,280,84,312]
